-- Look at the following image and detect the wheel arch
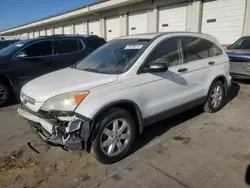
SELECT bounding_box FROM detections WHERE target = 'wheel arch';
[0,73,15,93]
[87,100,143,150]
[208,75,228,95]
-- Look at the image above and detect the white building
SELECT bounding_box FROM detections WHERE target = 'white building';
[0,0,250,45]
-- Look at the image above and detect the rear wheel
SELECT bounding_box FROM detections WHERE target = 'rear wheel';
[0,81,11,107]
[91,108,137,164]
[203,80,225,113]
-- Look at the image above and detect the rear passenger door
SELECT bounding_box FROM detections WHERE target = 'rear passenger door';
[51,38,87,69]
[180,37,223,97]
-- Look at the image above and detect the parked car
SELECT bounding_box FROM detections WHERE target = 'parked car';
[0,34,106,107]
[0,39,20,51]
[226,36,250,79]
[18,32,231,164]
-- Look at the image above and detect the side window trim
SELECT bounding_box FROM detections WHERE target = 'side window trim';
[138,37,184,74]
[13,39,53,59]
[78,38,86,51]
[53,38,86,56]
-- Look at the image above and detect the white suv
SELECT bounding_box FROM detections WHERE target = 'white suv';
[18,32,231,164]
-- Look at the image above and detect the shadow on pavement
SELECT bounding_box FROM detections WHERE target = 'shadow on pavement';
[131,82,240,155]
[225,82,240,103]
[131,107,202,154]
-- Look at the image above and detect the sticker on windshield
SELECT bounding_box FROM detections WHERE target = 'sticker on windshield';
[15,44,23,47]
[124,45,143,50]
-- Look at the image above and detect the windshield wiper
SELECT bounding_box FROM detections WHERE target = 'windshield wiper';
[83,68,105,73]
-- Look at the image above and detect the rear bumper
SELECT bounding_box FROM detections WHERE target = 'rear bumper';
[18,105,92,151]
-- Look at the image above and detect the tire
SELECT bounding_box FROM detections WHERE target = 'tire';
[0,81,11,107]
[203,80,225,113]
[91,108,137,164]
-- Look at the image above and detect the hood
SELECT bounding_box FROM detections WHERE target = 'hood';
[0,55,9,63]
[227,49,250,56]
[226,50,250,62]
[22,68,118,102]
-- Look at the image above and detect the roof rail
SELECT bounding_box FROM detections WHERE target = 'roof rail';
[38,34,66,38]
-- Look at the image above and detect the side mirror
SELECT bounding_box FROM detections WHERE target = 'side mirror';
[16,51,27,58]
[144,63,168,73]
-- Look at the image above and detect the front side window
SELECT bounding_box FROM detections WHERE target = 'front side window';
[54,39,79,54]
[145,38,183,67]
[21,41,52,57]
[75,39,151,74]
[228,37,250,50]
[181,37,222,63]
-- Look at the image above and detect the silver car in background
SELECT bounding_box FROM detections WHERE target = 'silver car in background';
[227,36,250,79]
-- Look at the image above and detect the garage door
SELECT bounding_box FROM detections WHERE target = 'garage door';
[106,16,120,41]
[46,29,52,36]
[202,0,246,45]
[159,6,187,32]
[34,31,39,38]
[40,30,46,36]
[28,32,34,38]
[63,25,72,34]
[21,33,28,37]
[88,20,100,36]
[128,11,148,35]
[74,23,87,34]
[54,27,62,34]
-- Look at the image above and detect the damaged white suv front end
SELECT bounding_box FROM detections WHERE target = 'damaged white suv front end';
[18,91,89,150]
[18,67,118,151]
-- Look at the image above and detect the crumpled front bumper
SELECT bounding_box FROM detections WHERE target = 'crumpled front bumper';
[18,104,92,151]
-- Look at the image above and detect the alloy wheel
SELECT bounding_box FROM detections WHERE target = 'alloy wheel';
[211,85,223,108]
[100,118,131,156]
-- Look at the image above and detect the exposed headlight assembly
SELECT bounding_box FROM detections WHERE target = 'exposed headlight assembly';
[40,91,89,111]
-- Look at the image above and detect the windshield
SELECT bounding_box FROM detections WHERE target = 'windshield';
[228,37,250,50]
[0,39,30,56]
[75,39,151,74]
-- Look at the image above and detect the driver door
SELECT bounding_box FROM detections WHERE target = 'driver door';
[12,40,55,89]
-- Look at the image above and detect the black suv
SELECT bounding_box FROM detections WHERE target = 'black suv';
[0,35,106,107]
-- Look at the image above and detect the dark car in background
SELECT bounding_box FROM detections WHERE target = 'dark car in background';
[226,36,250,79]
[0,34,106,107]
[0,39,20,51]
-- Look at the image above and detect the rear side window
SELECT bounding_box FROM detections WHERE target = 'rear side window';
[181,37,222,63]
[54,39,79,54]
[21,41,52,57]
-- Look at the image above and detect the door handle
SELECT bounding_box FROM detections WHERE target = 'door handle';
[208,61,215,65]
[178,68,188,73]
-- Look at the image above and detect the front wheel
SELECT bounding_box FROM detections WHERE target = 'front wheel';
[203,80,225,113]
[91,108,137,164]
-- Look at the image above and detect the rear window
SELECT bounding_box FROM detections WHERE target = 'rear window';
[54,39,79,54]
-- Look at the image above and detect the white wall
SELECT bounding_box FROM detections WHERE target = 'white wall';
[3,0,250,44]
